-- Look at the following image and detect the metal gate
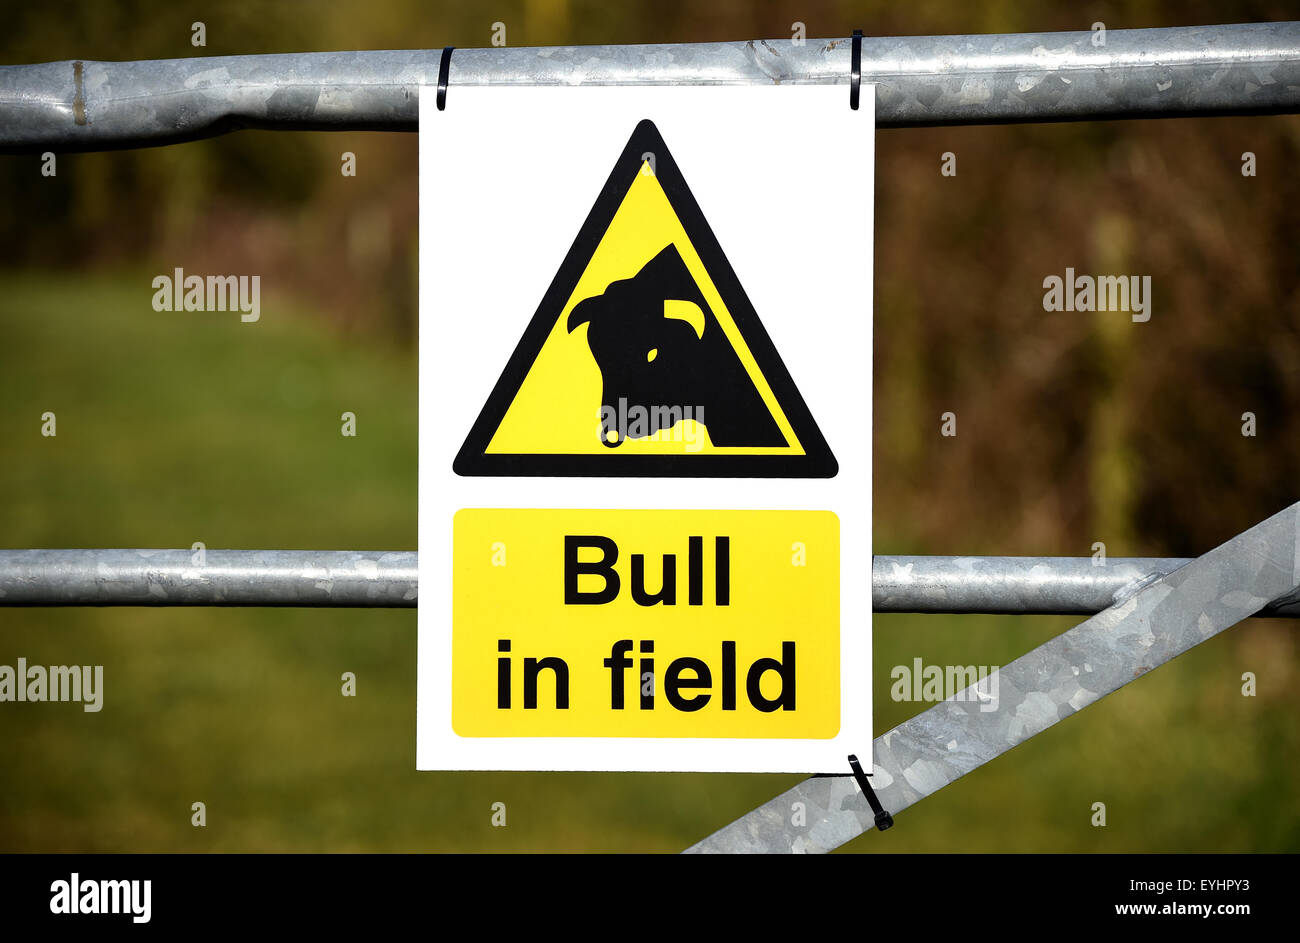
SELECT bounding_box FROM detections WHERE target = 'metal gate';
[2,21,1298,853]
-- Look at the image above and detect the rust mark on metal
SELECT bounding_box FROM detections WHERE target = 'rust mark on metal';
[747,39,785,85]
[72,61,86,125]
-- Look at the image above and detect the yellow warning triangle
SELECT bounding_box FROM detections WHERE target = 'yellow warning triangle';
[455,119,836,478]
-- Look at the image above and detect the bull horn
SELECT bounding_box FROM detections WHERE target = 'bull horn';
[567,296,604,333]
[663,298,705,338]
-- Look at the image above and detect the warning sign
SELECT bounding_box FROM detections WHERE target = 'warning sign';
[452,508,840,738]
[456,119,836,478]
[419,85,873,774]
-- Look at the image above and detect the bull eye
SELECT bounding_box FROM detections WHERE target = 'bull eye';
[646,347,658,363]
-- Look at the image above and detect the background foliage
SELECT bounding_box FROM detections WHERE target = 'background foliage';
[1,0,1297,851]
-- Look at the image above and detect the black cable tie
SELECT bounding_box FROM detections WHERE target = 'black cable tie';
[437,46,455,111]
[849,30,863,111]
[847,753,893,831]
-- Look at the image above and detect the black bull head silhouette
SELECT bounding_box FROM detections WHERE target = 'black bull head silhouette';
[566,244,785,448]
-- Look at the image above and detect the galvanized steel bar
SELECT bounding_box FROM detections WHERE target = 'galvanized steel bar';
[4,549,1300,614]
[2,22,1299,152]
[876,554,1300,617]
[685,501,1300,853]
[0,549,417,607]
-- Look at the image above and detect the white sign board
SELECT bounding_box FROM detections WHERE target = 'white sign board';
[418,84,873,772]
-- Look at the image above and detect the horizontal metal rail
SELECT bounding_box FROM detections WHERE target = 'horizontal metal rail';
[875,554,1299,617]
[1,22,1298,152]
[3,549,1299,615]
[0,550,418,608]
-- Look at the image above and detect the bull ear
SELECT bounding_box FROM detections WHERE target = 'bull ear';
[567,296,600,333]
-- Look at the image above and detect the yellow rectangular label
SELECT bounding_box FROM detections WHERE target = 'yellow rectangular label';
[452,508,839,738]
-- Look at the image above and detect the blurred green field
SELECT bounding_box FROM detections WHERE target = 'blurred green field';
[1,272,1295,852]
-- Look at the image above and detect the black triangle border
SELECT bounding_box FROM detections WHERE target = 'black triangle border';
[453,119,838,479]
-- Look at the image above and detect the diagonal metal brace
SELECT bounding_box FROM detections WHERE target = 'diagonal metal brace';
[685,501,1300,853]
